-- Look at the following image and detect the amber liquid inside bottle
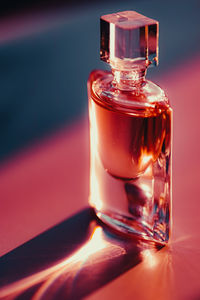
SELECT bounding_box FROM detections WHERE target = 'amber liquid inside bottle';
[88,70,172,243]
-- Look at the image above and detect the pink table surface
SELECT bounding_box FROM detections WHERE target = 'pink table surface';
[0,55,200,300]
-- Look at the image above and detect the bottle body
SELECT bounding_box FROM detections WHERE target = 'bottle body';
[88,69,172,244]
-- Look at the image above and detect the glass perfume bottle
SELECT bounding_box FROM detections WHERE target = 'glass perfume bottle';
[87,11,172,244]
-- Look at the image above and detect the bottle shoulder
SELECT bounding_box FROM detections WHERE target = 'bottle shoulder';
[88,69,171,116]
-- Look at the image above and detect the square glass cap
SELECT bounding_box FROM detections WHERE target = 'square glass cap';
[100,11,159,68]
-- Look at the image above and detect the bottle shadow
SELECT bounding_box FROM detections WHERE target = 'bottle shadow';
[0,207,162,300]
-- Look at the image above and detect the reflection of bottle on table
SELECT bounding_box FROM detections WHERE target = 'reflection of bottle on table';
[87,11,172,244]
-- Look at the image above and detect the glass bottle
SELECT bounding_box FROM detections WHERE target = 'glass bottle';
[87,11,172,244]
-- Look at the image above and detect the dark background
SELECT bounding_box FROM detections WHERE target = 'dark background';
[0,0,199,161]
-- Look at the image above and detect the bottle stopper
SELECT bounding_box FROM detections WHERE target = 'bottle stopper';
[100,11,159,68]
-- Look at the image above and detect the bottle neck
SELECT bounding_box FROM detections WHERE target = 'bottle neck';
[111,66,147,91]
